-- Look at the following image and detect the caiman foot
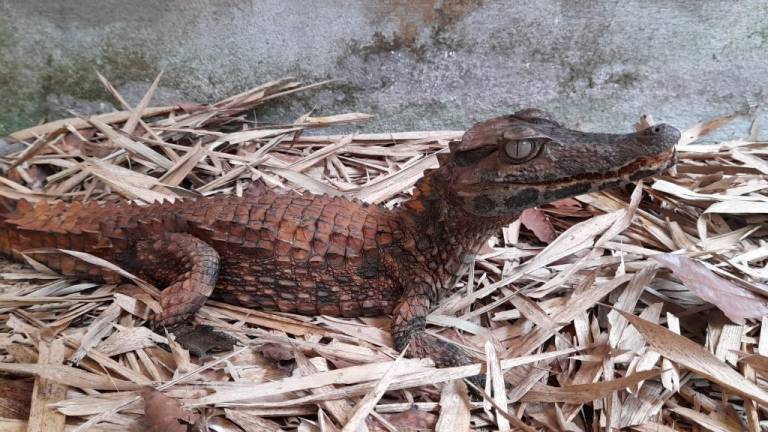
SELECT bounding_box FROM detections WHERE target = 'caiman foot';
[152,280,208,327]
[404,330,486,388]
[166,323,238,357]
[391,285,487,387]
[135,233,220,327]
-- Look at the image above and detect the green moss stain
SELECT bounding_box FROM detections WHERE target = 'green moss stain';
[43,43,160,104]
[0,18,37,135]
[0,27,172,136]
[0,22,12,49]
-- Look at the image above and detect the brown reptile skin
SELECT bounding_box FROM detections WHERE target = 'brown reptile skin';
[0,110,681,372]
[0,181,492,364]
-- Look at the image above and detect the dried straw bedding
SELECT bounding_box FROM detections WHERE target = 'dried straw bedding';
[0,76,766,431]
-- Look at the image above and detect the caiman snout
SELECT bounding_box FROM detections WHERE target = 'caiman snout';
[646,123,680,173]
[642,123,681,147]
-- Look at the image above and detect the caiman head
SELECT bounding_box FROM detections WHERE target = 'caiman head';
[439,108,680,217]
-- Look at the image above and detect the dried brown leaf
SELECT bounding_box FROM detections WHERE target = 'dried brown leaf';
[435,380,469,432]
[616,309,768,406]
[140,386,198,432]
[8,106,177,142]
[0,363,140,391]
[652,254,768,324]
[521,369,662,403]
[381,407,438,431]
[520,208,557,243]
[0,378,33,420]
[678,111,741,146]
[341,351,407,432]
[225,408,282,432]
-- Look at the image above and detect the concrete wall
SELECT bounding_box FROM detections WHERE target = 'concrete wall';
[1,0,767,141]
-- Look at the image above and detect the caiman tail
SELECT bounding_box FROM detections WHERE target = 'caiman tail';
[0,199,143,280]
[0,198,34,260]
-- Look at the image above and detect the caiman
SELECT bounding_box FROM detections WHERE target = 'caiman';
[0,109,679,370]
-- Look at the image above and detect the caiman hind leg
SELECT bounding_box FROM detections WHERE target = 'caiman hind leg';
[392,282,485,385]
[134,233,220,326]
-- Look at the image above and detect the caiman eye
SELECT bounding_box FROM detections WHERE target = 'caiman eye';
[503,140,540,162]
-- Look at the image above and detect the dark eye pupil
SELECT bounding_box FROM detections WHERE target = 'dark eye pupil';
[505,140,534,159]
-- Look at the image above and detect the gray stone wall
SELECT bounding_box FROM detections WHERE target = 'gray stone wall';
[1,0,766,141]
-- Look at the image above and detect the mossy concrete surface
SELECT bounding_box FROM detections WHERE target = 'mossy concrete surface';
[1,0,767,143]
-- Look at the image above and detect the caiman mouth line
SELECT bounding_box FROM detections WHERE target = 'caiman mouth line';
[488,149,676,188]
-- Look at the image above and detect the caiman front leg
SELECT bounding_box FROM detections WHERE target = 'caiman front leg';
[392,282,484,385]
[133,233,220,326]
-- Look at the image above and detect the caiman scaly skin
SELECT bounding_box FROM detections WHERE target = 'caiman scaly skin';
[0,109,680,370]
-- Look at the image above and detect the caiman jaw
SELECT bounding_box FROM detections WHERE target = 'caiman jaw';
[503,149,677,187]
[442,109,681,217]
